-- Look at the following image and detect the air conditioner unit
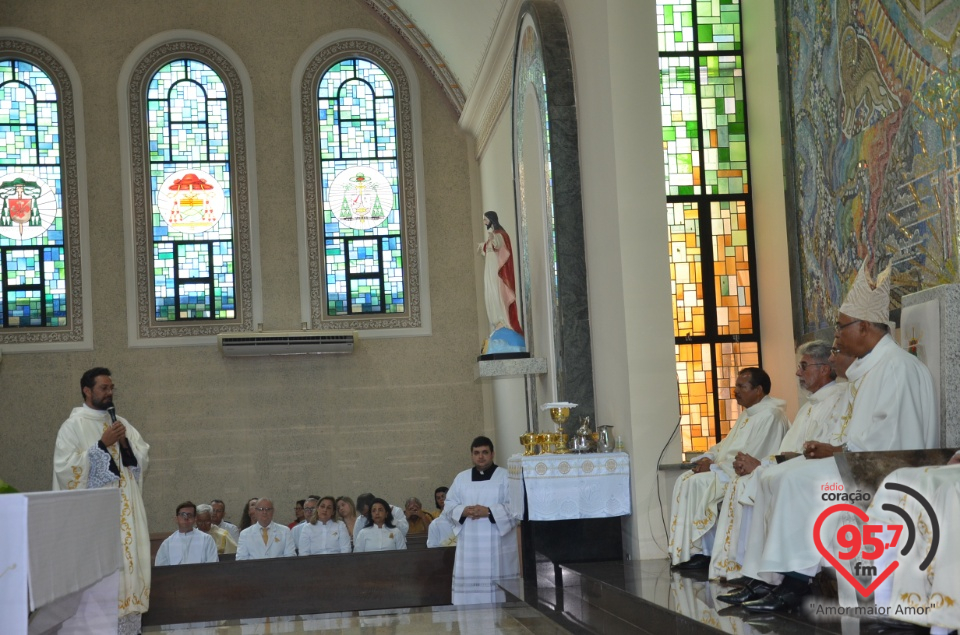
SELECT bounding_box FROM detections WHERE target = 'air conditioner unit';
[218,331,357,357]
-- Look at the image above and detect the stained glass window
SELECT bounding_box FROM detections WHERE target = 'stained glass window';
[0,46,86,346]
[147,59,234,321]
[317,58,403,316]
[658,0,760,456]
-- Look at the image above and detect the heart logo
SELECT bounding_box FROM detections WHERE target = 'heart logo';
[813,503,898,598]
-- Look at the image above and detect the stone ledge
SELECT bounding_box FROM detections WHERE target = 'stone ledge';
[476,357,548,379]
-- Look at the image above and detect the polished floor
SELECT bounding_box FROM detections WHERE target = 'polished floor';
[141,604,575,634]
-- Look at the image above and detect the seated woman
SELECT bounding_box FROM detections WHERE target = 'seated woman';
[336,496,360,547]
[298,496,351,555]
[238,496,259,531]
[354,498,406,552]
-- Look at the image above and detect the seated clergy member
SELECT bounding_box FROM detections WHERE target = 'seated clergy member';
[726,264,938,613]
[155,501,218,566]
[210,499,240,543]
[426,510,458,548]
[297,496,351,555]
[354,498,407,552]
[708,340,854,580]
[668,367,788,570]
[236,498,295,560]
[404,497,433,534]
[196,503,236,555]
[291,496,320,550]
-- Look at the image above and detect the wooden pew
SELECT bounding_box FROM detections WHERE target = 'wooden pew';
[142,547,455,626]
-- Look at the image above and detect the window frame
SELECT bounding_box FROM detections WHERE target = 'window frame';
[0,29,92,352]
[293,30,430,337]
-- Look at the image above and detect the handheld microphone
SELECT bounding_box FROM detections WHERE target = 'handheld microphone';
[107,406,117,423]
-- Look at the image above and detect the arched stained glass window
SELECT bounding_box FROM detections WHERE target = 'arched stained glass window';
[0,37,89,349]
[657,0,761,457]
[297,38,428,334]
[125,38,257,342]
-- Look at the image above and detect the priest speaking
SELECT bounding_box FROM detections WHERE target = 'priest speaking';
[52,367,151,635]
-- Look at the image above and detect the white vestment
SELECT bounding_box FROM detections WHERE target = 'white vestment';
[427,513,458,547]
[741,335,938,584]
[155,529,218,566]
[709,382,851,579]
[444,465,519,604]
[218,520,240,543]
[297,519,352,555]
[862,465,960,630]
[668,395,788,565]
[53,404,151,619]
[236,522,296,559]
[353,524,407,552]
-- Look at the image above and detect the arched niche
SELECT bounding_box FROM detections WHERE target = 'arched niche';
[512,0,594,432]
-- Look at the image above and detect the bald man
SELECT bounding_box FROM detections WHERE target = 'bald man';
[236,498,295,559]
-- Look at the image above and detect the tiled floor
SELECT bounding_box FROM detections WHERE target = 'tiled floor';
[142,604,576,634]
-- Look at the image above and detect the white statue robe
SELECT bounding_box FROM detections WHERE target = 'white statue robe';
[155,529,218,566]
[52,404,151,618]
[708,381,852,579]
[443,465,519,604]
[297,519,352,555]
[668,395,788,565]
[858,464,960,631]
[741,335,939,585]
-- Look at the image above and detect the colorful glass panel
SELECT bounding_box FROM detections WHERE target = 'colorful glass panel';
[667,201,705,337]
[711,200,753,335]
[147,59,235,321]
[700,56,748,194]
[656,0,694,53]
[0,59,67,329]
[715,341,759,436]
[660,56,700,195]
[318,58,404,316]
[676,343,715,454]
[696,0,742,51]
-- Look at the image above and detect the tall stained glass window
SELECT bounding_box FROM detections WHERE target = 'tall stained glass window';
[127,41,255,341]
[658,0,761,456]
[0,41,87,347]
[299,40,426,332]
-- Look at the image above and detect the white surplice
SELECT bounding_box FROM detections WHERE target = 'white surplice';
[53,404,151,619]
[155,529,218,566]
[444,465,519,604]
[708,381,852,579]
[668,395,788,565]
[741,335,938,585]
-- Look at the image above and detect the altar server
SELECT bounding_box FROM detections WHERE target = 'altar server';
[155,501,218,566]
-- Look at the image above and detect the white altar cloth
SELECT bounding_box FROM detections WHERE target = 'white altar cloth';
[0,488,120,635]
[508,452,632,520]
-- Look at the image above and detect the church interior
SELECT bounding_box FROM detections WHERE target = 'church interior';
[2,0,959,633]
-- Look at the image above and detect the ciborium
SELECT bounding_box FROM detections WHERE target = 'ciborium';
[520,432,538,456]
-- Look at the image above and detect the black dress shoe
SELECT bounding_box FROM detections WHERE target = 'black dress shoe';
[741,587,806,612]
[723,576,751,586]
[671,554,711,570]
[717,579,772,605]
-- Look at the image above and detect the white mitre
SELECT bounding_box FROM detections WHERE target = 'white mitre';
[838,262,891,323]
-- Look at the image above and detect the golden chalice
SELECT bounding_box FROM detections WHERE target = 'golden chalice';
[548,407,571,454]
[520,432,538,456]
[534,432,550,454]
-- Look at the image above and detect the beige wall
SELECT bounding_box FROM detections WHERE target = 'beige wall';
[0,0,483,529]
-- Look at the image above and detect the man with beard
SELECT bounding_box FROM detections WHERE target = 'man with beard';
[53,367,151,635]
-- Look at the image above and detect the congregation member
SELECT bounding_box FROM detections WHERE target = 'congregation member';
[53,367,151,635]
[434,486,448,515]
[210,499,240,543]
[355,492,409,536]
[708,340,854,580]
[291,496,320,549]
[296,496,350,555]
[239,496,259,531]
[335,496,360,546]
[288,499,306,529]
[403,497,433,534]
[668,367,788,570]
[444,436,519,604]
[724,264,939,612]
[236,498,296,560]
[155,501,218,566]
[354,498,407,552]
[196,504,237,555]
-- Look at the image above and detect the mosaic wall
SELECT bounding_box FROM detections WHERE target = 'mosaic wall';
[782,0,960,335]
